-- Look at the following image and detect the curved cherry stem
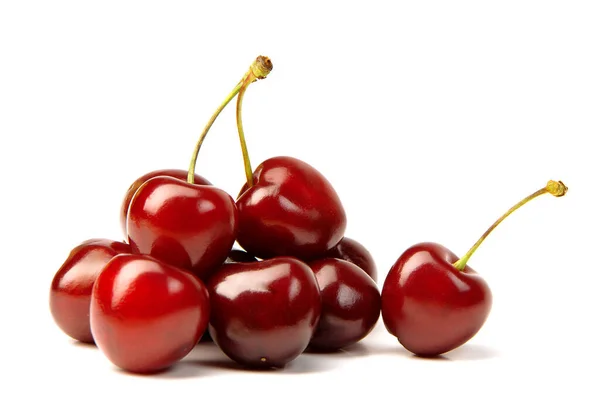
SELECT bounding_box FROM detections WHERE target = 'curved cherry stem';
[454,180,568,271]
[187,56,273,184]
[236,56,273,188]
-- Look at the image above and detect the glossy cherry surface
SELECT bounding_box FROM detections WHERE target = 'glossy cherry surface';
[199,249,257,343]
[120,169,210,237]
[50,239,131,343]
[381,242,492,357]
[127,176,237,279]
[90,253,210,373]
[308,258,381,351]
[236,156,346,260]
[325,237,378,282]
[207,256,321,368]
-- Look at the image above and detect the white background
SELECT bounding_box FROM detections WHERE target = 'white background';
[1,1,599,398]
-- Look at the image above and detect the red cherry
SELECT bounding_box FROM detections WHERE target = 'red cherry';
[381,180,568,357]
[127,176,237,279]
[227,58,345,260]
[381,242,492,357]
[49,239,131,343]
[308,258,381,351]
[90,253,210,373]
[325,237,378,282]
[119,169,210,238]
[207,257,321,368]
[236,156,347,260]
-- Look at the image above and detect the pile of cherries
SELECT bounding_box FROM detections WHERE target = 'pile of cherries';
[49,56,568,374]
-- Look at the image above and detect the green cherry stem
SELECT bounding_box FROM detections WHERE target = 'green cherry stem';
[236,56,273,187]
[187,56,273,184]
[454,180,568,271]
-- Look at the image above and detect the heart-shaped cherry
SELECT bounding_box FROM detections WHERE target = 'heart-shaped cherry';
[235,156,347,260]
[220,58,347,261]
[49,239,131,343]
[127,176,237,279]
[90,253,210,373]
[308,258,381,351]
[207,257,321,368]
[381,180,568,357]
[325,237,378,282]
[120,169,210,238]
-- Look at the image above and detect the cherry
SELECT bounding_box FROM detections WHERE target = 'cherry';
[381,180,568,357]
[49,239,130,343]
[127,176,237,279]
[229,61,346,260]
[308,258,381,351]
[325,237,378,282]
[90,253,210,373]
[207,257,321,368]
[119,169,210,238]
[126,57,273,279]
[236,157,347,260]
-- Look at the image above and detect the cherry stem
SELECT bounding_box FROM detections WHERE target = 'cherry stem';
[454,180,568,271]
[236,56,273,187]
[187,56,273,184]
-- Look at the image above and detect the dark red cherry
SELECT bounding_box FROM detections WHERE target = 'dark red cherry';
[325,237,377,282]
[127,176,237,279]
[90,253,210,373]
[120,169,210,238]
[236,156,346,260]
[381,242,492,357]
[49,239,131,343]
[308,258,381,351]
[207,256,321,368]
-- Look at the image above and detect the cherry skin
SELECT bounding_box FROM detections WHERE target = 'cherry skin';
[90,253,210,373]
[381,242,492,357]
[49,239,131,343]
[325,237,378,282]
[199,249,257,343]
[127,176,237,279]
[120,169,210,237]
[236,156,347,260]
[207,256,321,368]
[308,258,381,351]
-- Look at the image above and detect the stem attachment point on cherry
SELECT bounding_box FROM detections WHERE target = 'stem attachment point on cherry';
[453,179,568,271]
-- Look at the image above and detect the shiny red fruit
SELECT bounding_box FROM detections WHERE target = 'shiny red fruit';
[325,237,378,282]
[381,242,492,357]
[120,169,210,238]
[308,258,381,351]
[127,176,237,279]
[207,257,321,368]
[199,249,257,343]
[49,239,131,343]
[236,156,346,260]
[90,253,210,373]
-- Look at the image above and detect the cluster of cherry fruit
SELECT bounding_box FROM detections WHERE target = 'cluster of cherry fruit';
[50,56,568,374]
